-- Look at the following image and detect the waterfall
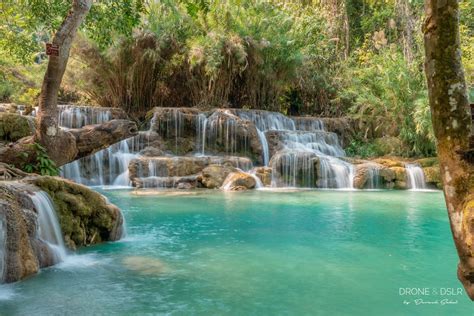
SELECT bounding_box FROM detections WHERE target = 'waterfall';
[233,109,296,131]
[405,163,426,190]
[58,105,355,189]
[256,129,270,166]
[197,114,208,155]
[61,134,149,186]
[30,192,67,263]
[366,165,381,189]
[58,105,111,128]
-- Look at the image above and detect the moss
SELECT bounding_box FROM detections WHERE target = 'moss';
[0,113,35,141]
[31,176,121,250]
[423,165,442,188]
[415,157,439,168]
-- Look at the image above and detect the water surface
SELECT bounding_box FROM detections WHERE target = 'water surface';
[0,190,471,315]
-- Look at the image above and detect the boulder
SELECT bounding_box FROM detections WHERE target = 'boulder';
[134,175,198,189]
[0,183,51,283]
[372,157,407,168]
[390,166,408,189]
[139,146,165,157]
[423,165,442,188]
[252,167,272,187]
[129,156,253,188]
[221,171,257,191]
[353,163,382,189]
[1,172,124,283]
[28,176,123,250]
[199,164,237,189]
[0,113,35,142]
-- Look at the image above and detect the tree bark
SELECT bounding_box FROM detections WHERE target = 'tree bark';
[423,0,474,299]
[69,120,138,159]
[0,120,138,168]
[35,0,92,163]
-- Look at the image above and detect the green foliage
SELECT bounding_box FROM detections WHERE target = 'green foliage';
[72,0,336,115]
[0,55,44,104]
[341,43,435,157]
[0,0,145,63]
[345,139,379,158]
[22,142,60,176]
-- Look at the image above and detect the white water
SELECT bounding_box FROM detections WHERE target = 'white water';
[406,163,426,190]
[58,105,111,128]
[221,170,263,191]
[256,129,270,166]
[366,164,381,189]
[58,106,354,189]
[30,191,67,263]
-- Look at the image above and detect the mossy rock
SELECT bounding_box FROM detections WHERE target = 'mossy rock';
[30,176,123,250]
[375,158,406,168]
[415,157,439,168]
[0,113,35,141]
[423,165,442,188]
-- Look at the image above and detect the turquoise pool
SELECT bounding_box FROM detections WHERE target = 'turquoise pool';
[0,189,471,315]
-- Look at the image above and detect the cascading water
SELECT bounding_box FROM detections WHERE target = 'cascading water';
[58,105,355,189]
[256,129,270,166]
[405,163,426,190]
[231,110,353,189]
[29,192,67,263]
[58,105,111,128]
[61,133,149,186]
[366,165,381,189]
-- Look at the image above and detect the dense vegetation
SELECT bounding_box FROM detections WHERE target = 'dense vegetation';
[0,0,473,158]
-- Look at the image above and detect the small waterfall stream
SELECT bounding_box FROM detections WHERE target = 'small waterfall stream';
[58,105,112,128]
[30,192,67,263]
[231,111,353,189]
[405,163,426,190]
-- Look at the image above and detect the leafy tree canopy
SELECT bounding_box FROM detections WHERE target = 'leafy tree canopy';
[0,0,146,63]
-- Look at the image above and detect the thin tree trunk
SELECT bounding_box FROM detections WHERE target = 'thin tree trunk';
[423,0,474,299]
[35,0,92,163]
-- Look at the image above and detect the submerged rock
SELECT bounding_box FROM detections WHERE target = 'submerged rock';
[122,256,168,275]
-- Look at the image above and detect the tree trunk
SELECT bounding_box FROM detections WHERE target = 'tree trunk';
[423,0,474,300]
[35,0,92,163]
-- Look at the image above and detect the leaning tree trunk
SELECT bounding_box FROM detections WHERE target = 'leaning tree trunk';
[35,0,92,163]
[423,0,474,299]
